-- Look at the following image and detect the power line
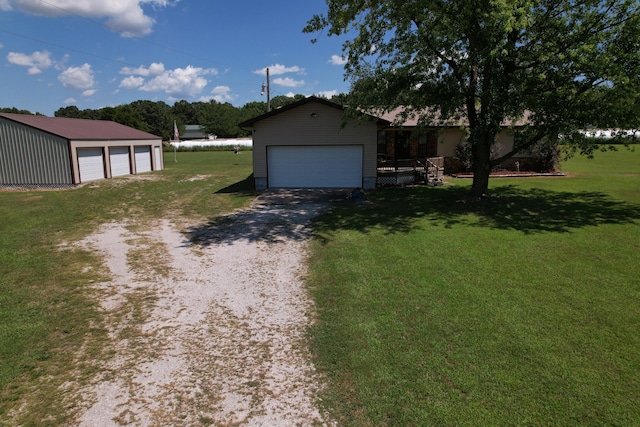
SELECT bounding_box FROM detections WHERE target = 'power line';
[0,28,139,67]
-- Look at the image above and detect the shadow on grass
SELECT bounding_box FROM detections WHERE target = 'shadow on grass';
[215,174,255,194]
[312,185,640,239]
[183,184,640,246]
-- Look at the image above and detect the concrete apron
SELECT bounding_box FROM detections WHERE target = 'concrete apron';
[251,188,356,207]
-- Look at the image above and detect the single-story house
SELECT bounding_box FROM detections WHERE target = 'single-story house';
[0,113,163,187]
[377,108,535,175]
[239,96,388,190]
[239,96,541,190]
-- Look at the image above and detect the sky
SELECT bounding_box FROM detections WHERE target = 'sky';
[0,0,351,116]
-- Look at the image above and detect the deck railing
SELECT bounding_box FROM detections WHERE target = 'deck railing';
[377,157,444,186]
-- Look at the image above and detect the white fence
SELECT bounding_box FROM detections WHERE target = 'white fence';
[170,138,252,148]
[579,129,640,139]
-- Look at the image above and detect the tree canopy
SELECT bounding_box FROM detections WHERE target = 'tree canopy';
[305,0,640,197]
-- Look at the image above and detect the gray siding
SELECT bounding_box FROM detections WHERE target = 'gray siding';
[0,118,73,185]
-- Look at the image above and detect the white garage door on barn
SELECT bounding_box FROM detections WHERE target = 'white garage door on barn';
[134,146,152,173]
[109,147,130,177]
[77,148,105,183]
[267,145,363,188]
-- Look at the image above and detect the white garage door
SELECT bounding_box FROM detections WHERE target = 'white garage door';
[268,145,363,188]
[134,146,152,173]
[77,148,105,183]
[109,147,130,177]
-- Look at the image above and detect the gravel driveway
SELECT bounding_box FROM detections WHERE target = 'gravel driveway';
[71,189,348,426]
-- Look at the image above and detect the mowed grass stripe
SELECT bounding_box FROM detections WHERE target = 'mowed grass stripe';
[308,148,640,425]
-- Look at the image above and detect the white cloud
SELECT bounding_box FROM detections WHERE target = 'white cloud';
[316,90,338,98]
[119,63,217,98]
[55,54,70,70]
[209,85,235,103]
[6,0,177,37]
[82,89,97,96]
[120,62,165,76]
[58,63,95,90]
[253,64,304,76]
[329,55,347,65]
[7,50,53,74]
[139,65,214,98]
[273,77,304,88]
[119,75,145,89]
[64,97,77,104]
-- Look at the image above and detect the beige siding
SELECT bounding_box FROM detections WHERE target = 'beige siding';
[436,128,522,158]
[252,101,378,180]
[437,129,467,157]
[493,129,513,157]
[69,139,162,183]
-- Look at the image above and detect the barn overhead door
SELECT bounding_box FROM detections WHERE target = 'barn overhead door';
[109,147,130,177]
[134,146,152,173]
[267,145,362,188]
[77,148,105,183]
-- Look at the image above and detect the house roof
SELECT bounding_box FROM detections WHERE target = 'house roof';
[378,107,531,128]
[238,96,389,127]
[0,113,160,140]
[238,97,528,130]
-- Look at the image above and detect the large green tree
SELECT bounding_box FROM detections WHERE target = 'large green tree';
[197,100,245,138]
[305,0,640,197]
[130,100,172,139]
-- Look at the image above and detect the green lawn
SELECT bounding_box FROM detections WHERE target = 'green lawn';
[1,148,639,425]
[0,151,254,424]
[308,148,640,425]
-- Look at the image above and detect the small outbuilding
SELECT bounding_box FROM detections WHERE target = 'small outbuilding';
[239,96,387,190]
[0,113,163,187]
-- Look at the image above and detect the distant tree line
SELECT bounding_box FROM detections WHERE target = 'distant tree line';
[0,107,45,116]
[3,94,348,141]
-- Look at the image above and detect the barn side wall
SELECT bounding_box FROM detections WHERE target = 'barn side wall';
[0,117,73,185]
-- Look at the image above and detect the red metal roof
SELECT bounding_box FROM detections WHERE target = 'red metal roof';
[0,113,160,140]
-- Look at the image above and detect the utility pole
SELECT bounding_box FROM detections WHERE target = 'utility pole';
[261,67,271,112]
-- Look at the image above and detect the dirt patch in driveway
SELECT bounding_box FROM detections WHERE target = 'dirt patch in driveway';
[67,191,344,426]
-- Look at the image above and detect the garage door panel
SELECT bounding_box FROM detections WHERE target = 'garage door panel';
[268,145,362,188]
[110,147,130,177]
[77,148,105,183]
[134,146,151,173]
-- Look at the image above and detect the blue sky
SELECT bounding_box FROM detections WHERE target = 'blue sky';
[0,0,350,116]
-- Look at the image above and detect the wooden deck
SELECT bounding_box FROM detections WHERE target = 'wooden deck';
[377,157,444,186]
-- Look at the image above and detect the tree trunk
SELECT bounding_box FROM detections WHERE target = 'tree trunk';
[470,130,493,198]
